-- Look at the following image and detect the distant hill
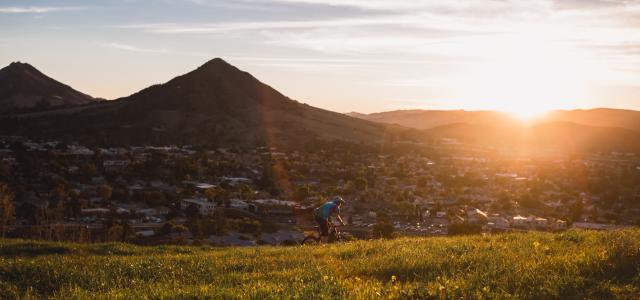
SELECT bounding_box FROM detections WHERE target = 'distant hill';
[347,110,515,129]
[544,108,640,132]
[349,108,640,132]
[0,58,403,147]
[0,62,94,114]
[350,108,640,152]
[425,121,640,152]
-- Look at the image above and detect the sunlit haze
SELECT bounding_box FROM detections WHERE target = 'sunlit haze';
[2,0,640,114]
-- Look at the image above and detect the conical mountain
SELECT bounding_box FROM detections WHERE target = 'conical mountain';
[0,62,94,113]
[0,58,402,147]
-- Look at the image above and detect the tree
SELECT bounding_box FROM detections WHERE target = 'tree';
[238,184,254,200]
[294,185,311,202]
[204,188,217,201]
[0,161,11,181]
[372,212,394,238]
[99,184,113,201]
[354,177,368,192]
[80,162,98,178]
[0,183,15,238]
[238,218,261,235]
[121,221,133,242]
[159,222,173,236]
[213,209,228,235]
[146,191,166,207]
[570,199,584,222]
[448,223,482,235]
[106,224,123,242]
[185,204,200,220]
[417,176,428,189]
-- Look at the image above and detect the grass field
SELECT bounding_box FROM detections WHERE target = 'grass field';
[0,229,639,299]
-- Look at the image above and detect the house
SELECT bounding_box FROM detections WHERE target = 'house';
[135,230,155,237]
[127,183,145,195]
[186,182,215,190]
[136,207,168,217]
[466,208,488,224]
[254,199,298,217]
[572,222,618,231]
[220,177,251,186]
[196,183,216,190]
[103,160,130,172]
[181,198,215,216]
[552,219,567,230]
[487,215,510,230]
[533,217,548,229]
[228,199,257,211]
[91,176,106,185]
[512,215,528,228]
[81,208,110,215]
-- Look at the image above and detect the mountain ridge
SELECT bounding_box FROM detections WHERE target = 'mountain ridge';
[2,59,640,152]
[0,62,95,113]
[0,58,401,147]
[349,108,640,131]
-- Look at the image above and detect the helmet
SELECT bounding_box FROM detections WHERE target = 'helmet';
[332,196,345,205]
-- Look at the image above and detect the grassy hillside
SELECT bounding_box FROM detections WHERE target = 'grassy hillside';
[1,230,639,299]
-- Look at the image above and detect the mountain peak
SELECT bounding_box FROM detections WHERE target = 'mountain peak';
[0,61,94,112]
[195,57,236,73]
[1,61,40,76]
[204,57,230,66]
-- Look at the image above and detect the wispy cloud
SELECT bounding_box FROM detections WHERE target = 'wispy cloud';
[101,42,172,54]
[0,6,88,13]
[182,0,285,11]
[110,17,445,34]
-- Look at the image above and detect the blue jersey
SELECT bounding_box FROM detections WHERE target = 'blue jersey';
[314,201,340,220]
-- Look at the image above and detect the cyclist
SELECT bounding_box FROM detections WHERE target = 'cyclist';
[313,196,345,243]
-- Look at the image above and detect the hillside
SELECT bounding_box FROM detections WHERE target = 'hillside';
[347,110,514,129]
[426,121,640,153]
[350,109,640,152]
[0,229,639,299]
[0,62,94,114]
[0,59,401,147]
[349,108,640,131]
[545,108,640,133]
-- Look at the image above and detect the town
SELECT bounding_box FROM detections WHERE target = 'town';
[0,135,638,246]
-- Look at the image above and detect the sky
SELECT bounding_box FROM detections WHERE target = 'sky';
[1,0,640,116]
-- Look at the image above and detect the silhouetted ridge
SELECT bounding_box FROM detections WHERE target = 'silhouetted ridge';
[0,61,94,113]
[0,57,393,147]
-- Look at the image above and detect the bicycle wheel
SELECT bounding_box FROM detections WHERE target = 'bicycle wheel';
[301,234,320,245]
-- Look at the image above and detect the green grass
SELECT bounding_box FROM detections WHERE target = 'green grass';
[0,229,639,299]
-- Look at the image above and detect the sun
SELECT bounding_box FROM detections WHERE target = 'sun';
[457,26,589,121]
[501,104,550,122]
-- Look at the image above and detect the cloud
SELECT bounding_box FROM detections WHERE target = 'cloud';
[551,0,639,10]
[181,0,286,11]
[101,42,172,54]
[110,17,441,34]
[107,0,640,91]
[0,6,88,13]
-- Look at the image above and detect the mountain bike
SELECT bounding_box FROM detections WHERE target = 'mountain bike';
[301,223,350,244]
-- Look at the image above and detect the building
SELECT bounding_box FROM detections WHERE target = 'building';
[572,222,618,231]
[552,219,568,230]
[466,208,488,224]
[487,215,510,230]
[103,160,130,172]
[533,217,548,229]
[181,198,216,216]
[512,215,528,228]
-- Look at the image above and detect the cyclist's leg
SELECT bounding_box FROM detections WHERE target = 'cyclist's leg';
[317,216,329,243]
